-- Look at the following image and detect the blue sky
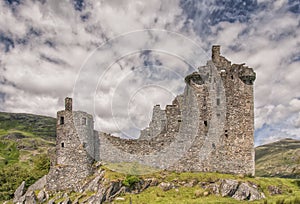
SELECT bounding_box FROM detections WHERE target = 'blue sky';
[0,0,299,146]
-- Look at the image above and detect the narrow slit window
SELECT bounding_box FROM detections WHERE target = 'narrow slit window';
[60,116,64,125]
[61,142,64,148]
[217,98,220,106]
[82,117,87,125]
[204,121,208,127]
[225,130,228,138]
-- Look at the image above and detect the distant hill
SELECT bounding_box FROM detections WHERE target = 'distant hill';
[255,138,300,178]
[0,112,56,138]
[0,112,56,201]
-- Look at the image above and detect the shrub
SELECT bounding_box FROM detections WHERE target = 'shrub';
[122,175,140,187]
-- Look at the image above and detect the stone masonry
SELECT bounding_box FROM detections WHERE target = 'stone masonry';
[46,98,95,191]
[46,45,256,191]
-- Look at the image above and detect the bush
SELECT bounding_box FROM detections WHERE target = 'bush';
[122,175,140,187]
[33,154,50,174]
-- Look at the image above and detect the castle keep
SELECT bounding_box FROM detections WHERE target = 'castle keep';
[47,46,256,191]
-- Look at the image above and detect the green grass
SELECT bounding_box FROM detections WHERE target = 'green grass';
[0,112,55,202]
[104,162,161,175]
[0,140,19,167]
[100,165,300,204]
[113,176,300,204]
[115,186,242,204]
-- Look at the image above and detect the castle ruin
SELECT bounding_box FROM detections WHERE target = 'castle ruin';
[46,45,256,191]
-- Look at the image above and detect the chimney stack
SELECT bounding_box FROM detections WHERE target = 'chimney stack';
[212,45,221,63]
[65,97,72,111]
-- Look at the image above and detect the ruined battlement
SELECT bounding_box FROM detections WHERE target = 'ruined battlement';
[46,45,256,191]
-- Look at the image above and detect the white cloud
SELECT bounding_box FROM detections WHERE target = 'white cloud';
[0,0,299,144]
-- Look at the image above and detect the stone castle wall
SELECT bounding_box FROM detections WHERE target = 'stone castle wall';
[47,45,256,191]
[98,83,201,170]
[96,45,256,175]
[140,105,167,140]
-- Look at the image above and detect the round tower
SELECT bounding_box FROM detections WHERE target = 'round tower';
[47,97,95,191]
[56,97,94,166]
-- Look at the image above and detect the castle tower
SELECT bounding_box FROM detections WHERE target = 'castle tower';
[46,97,95,191]
[168,45,256,175]
[204,45,256,175]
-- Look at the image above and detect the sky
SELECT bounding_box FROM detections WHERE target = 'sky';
[0,0,299,146]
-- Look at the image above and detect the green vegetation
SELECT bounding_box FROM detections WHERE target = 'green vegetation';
[0,112,55,201]
[100,166,300,204]
[122,175,140,187]
[0,154,50,201]
[256,138,300,178]
[0,140,19,167]
[113,174,300,204]
[0,112,56,139]
[105,162,160,175]
[117,186,240,204]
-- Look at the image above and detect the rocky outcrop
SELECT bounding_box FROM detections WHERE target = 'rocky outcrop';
[158,182,176,191]
[28,175,47,193]
[157,179,265,201]
[13,181,25,204]
[13,176,47,204]
[13,169,267,204]
[232,182,265,201]
[268,185,282,195]
[206,179,265,201]
[220,179,239,197]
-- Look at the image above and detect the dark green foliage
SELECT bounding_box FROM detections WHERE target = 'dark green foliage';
[0,154,50,201]
[292,180,300,188]
[122,175,140,187]
[33,154,50,175]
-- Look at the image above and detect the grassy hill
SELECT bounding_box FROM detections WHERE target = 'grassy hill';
[0,112,56,201]
[255,138,300,178]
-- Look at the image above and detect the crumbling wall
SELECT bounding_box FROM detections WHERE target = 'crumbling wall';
[140,105,167,140]
[98,84,200,170]
[97,45,256,175]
